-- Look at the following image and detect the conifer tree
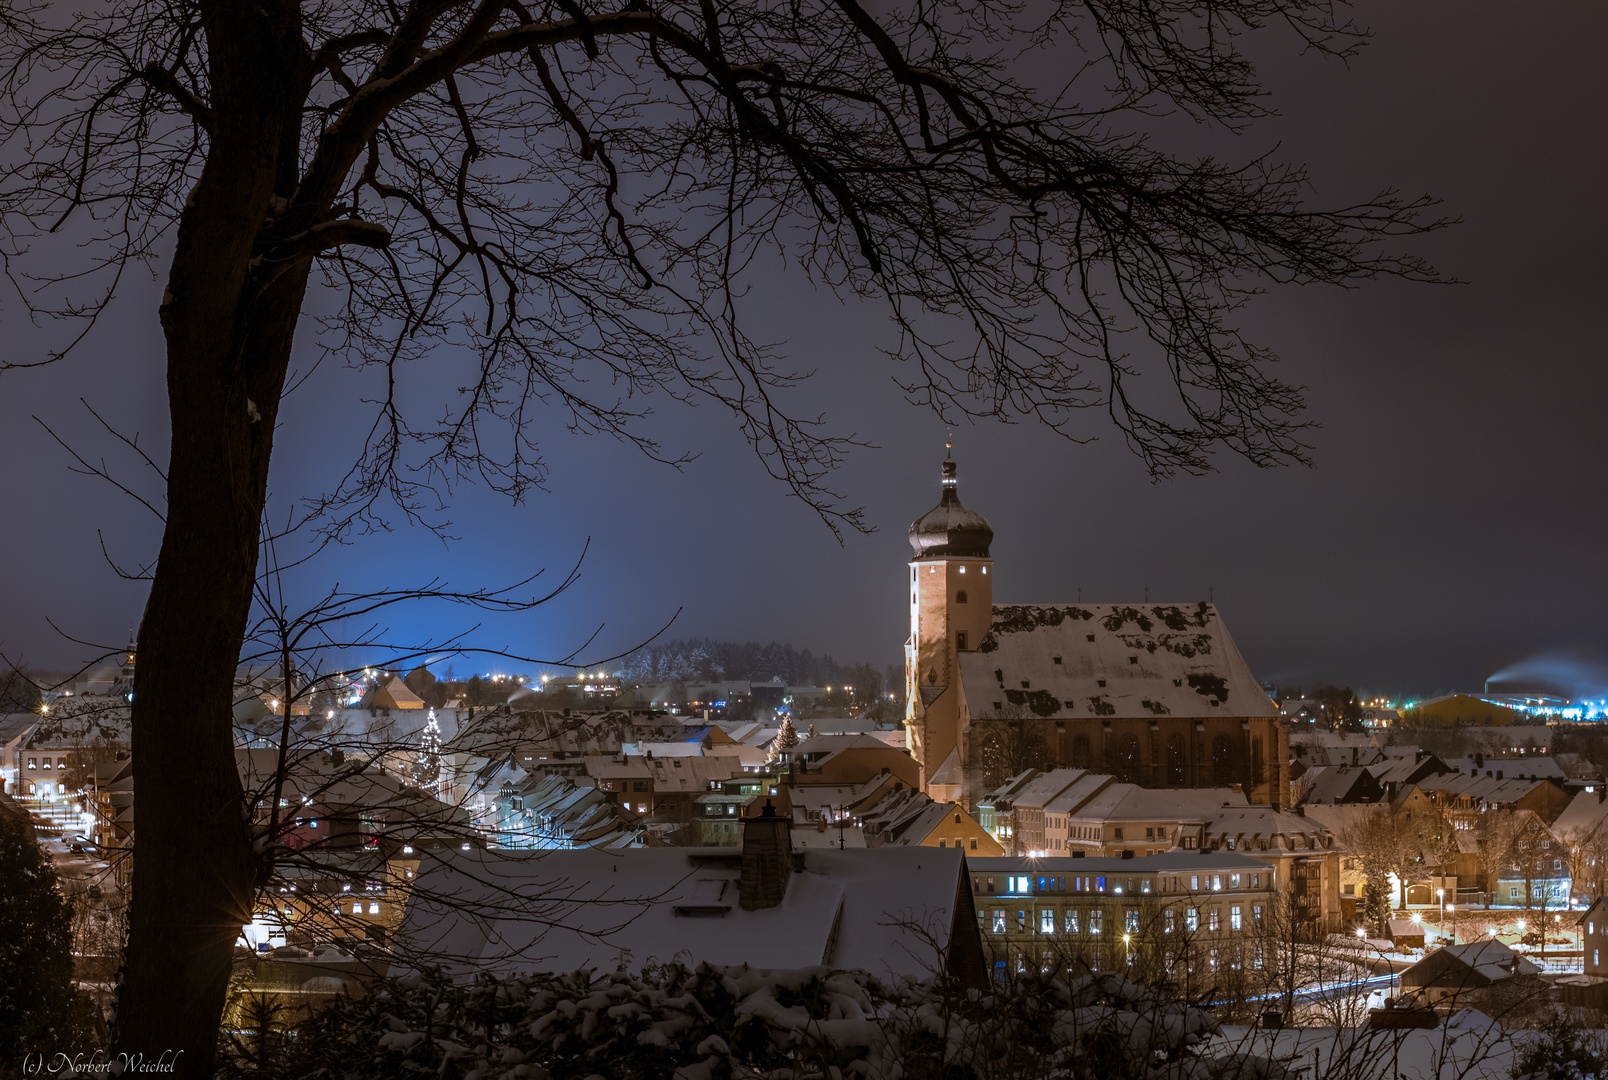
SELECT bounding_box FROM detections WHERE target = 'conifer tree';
[411,710,444,796]
[773,715,800,759]
[0,812,92,1059]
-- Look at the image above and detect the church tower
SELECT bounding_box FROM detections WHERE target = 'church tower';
[905,446,993,802]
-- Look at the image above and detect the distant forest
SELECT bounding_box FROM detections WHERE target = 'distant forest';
[617,638,892,697]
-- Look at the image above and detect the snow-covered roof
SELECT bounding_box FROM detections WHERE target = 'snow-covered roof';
[1443,756,1564,781]
[622,741,704,758]
[1554,792,1608,839]
[1300,764,1383,804]
[1402,939,1542,985]
[1202,806,1332,848]
[1204,1010,1516,1080]
[960,603,1274,720]
[1043,773,1117,814]
[1069,783,1244,823]
[397,846,969,982]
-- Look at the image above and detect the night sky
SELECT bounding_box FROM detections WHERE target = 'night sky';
[2,1,1605,700]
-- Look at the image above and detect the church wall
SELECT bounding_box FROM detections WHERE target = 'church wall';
[963,714,1288,810]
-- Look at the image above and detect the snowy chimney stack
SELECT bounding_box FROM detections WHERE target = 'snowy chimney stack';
[740,800,792,911]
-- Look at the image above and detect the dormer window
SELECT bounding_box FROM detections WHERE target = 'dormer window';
[1052,656,1062,664]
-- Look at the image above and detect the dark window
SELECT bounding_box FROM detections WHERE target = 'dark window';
[956,590,968,604]
[956,631,968,650]
[1212,735,1240,786]
[1087,634,1095,642]
[1129,656,1138,664]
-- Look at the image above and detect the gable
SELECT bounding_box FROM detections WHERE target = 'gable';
[959,603,1274,721]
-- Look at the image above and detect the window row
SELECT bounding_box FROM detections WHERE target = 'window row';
[984,903,1262,936]
[974,871,1262,896]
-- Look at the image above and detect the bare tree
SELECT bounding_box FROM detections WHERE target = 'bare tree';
[973,704,1054,794]
[1334,805,1408,930]
[1476,810,1526,909]
[1,0,1446,1068]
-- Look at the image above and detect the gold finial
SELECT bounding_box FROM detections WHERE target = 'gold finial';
[945,431,952,458]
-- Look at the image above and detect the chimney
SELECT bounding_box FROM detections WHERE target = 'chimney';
[740,800,792,911]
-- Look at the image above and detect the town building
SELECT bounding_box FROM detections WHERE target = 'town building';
[967,852,1280,980]
[902,450,1288,809]
[1579,898,1608,975]
[1397,939,1542,1009]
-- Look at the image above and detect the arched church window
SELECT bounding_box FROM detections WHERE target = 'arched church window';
[1167,735,1187,785]
[1109,734,1143,783]
[956,590,968,604]
[1072,735,1091,769]
[1211,735,1240,786]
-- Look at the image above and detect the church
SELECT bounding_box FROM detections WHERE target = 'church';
[903,450,1289,809]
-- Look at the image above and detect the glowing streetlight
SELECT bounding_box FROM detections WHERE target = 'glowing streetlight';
[1355,927,1366,939]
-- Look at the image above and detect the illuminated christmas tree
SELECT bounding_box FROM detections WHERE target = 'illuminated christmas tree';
[412,708,444,795]
[772,714,799,759]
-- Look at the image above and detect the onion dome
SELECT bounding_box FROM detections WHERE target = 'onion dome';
[909,450,993,559]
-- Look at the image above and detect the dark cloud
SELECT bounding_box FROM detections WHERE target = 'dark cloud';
[2,0,1604,698]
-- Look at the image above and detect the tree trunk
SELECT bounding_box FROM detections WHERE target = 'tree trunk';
[113,5,314,1072]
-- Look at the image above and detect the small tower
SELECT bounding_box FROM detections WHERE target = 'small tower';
[905,444,993,802]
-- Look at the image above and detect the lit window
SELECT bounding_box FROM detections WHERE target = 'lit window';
[1041,909,1055,933]
[1164,909,1175,933]
[1186,908,1199,932]
[1126,909,1139,933]
[1065,909,1079,933]
[368,903,380,914]
[959,566,967,574]
[1231,905,1242,930]
[352,902,362,914]
[1209,909,1220,931]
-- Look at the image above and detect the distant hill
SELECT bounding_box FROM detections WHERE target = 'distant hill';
[617,638,885,696]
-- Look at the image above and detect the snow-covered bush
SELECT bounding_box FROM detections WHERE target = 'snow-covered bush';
[238,963,1227,1080]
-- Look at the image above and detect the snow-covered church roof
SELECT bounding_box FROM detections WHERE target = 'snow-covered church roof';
[959,602,1274,721]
